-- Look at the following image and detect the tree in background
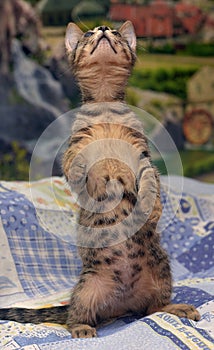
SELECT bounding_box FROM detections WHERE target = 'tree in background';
[0,0,41,75]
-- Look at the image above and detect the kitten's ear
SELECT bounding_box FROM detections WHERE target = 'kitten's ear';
[119,21,136,51]
[65,23,83,53]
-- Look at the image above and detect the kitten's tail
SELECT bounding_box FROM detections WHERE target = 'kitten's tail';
[0,305,69,325]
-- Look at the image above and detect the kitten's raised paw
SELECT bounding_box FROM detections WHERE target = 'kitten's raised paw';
[71,324,97,338]
[161,303,200,321]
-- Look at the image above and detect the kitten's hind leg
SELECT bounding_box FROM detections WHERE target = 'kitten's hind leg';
[70,323,97,338]
[148,303,200,321]
[66,287,98,338]
[66,270,115,338]
[160,303,200,321]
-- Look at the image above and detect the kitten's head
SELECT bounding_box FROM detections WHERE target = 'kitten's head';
[65,21,136,102]
[65,21,136,68]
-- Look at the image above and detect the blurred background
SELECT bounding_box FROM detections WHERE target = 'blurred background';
[0,0,213,182]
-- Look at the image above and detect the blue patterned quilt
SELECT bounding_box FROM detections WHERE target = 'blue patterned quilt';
[0,176,213,349]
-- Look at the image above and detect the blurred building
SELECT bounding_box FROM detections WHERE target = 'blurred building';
[72,1,105,20]
[110,0,206,38]
[37,0,107,26]
[37,0,79,26]
[175,2,205,35]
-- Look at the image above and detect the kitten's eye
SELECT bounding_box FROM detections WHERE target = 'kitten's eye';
[84,31,94,38]
[112,31,121,37]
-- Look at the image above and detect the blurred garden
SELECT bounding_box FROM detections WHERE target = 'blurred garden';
[0,0,213,182]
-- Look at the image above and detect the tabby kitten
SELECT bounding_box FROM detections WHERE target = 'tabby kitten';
[0,21,200,338]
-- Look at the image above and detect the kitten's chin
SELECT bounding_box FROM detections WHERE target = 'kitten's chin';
[90,38,117,59]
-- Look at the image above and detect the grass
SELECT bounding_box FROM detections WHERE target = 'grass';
[153,150,214,183]
[135,50,214,71]
[180,150,214,179]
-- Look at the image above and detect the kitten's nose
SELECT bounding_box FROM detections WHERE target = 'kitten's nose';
[98,26,109,32]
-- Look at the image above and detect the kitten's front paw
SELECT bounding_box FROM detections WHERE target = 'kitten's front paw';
[162,303,200,321]
[71,324,97,338]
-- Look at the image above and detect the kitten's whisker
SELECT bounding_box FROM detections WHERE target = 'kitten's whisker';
[74,16,90,31]
[57,65,73,78]
[136,42,147,53]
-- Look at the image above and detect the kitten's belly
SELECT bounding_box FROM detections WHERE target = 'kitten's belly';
[98,249,153,297]
[96,255,154,318]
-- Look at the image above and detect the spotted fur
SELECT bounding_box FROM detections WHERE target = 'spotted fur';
[0,21,200,338]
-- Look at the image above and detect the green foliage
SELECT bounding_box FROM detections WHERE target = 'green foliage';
[180,43,214,57]
[150,98,164,109]
[152,158,167,175]
[126,88,140,106]
[145,42,214,57]
[0,142,29,181]
[24,0,40,5]
[129,67,198,99]
[180,150,214,178]
[153,150,214,179]
[148,43,176,55]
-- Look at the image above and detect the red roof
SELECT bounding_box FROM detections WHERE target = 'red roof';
[110,1,205,37]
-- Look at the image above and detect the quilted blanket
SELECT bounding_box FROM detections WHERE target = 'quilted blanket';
[0,176,213,350]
